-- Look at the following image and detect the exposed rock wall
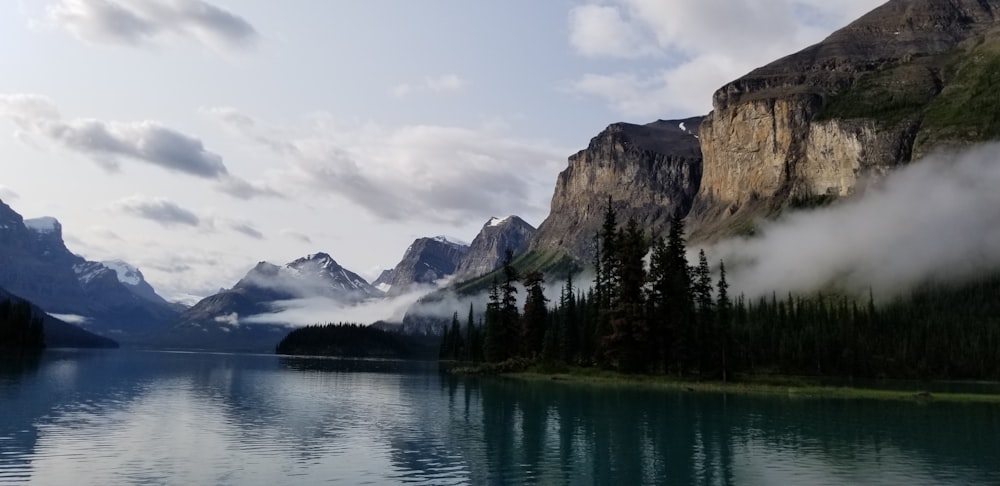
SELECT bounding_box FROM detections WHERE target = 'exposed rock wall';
[531,117,703,260]
[455,216,536,280]
[690,0,1000,239]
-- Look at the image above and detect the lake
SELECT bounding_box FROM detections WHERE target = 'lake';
[0,350,997,485]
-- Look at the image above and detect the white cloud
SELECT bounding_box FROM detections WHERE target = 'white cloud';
[46,0,259,53]
[0,94,277,199]
[230,221,264,240]
[707,143,1000,300]
[214,312,239,326]
[390,74,470,98]
[566,0,884,117]
[0,185,19,202]
[568,4,659,58]
[280,229,312,244]
[203,107,567,226]
[111,194,201,227]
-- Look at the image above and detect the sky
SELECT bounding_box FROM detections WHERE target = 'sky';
[0,0,884,304]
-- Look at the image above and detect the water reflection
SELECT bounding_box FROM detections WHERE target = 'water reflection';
[0,350,996,485]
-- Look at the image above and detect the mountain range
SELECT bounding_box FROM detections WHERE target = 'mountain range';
[0,199,180,346]
[5,0,1000,346]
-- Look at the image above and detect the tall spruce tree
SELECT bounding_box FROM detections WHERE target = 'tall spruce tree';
[664,210,694,375]
[605,217,650,372]
[499,249,520,359]
[484,277,505,362]
[559,273,579,363]
[521,270,548,358]
[717,261,732,382]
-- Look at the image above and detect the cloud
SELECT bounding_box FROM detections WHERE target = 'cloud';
[0,185,19,202]
[230,221,263,239]
[0,94,277,199]
[568,5,659,58]
[214,312,239,326]
[46,0,258,53]
[214,175,282,200]
[88,225,123,241]
[48,313,90,324]
[566,0,884,117]
[705,143,1000,300]
[242,281,446,327]
[391,74,469,97]
[203,107,568,226]
[111,194,200,227]
[280,229,312,244]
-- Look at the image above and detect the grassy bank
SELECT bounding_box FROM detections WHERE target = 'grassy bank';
[446,361,1000,404]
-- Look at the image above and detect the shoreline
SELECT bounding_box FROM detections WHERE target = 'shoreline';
[447,363,1000,404]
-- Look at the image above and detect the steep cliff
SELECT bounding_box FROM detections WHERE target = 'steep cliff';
[454,216,536,280]
[691,0,1000,238]
[530,117,703,260]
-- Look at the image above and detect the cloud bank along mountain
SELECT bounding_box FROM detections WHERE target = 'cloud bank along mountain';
[706,144,1000,299]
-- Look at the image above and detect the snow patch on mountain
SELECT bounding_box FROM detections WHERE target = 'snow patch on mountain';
[24,217,59,233]
[487,216,509,227]
[73,262,111,284]
[433,235,469,248]
[102,260,143,286]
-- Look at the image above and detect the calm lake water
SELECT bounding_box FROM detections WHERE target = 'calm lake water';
[0,350,997,485]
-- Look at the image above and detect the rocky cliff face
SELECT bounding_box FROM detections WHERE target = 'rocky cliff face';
[691,0,1000,238]
[382,237,468,296]
[455,216,536,280]
[530,118,703,260]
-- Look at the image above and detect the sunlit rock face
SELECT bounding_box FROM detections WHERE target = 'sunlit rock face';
[691,0,1000,239]
[531,117,703,261]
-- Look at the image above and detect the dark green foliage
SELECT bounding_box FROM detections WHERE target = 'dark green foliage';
[440,312,464,360]
[521,271,547,358]
[484,277,505,363]
[441,195,1000,381]
[500,250,521,358]
[276,322,436,359]
[0,299,45,350]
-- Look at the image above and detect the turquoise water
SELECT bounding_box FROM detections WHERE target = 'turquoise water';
[0,350,997,485]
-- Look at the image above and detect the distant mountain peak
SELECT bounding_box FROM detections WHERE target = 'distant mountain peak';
[382,236,469,296]
[454,214,536,280]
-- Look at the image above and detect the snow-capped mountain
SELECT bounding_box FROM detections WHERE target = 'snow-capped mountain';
[160,252,382,351]
[0,199,181,345]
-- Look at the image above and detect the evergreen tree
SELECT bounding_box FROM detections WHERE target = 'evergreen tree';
[559,273,579,363]
[500,249,521,358]
[521,271,548,358]
[664,210,694,374]
[693,249,715,373]
[0,299,45,349]
[596,196,619,311]
[448,312,463,359]
[605,217,650,372]
[484,277,506,362]
[717,261,732,382]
